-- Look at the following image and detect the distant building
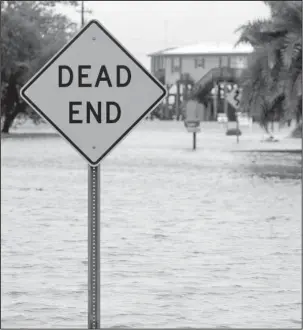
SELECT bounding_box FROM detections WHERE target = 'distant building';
[149,42,253,85]
[148,43,254,121]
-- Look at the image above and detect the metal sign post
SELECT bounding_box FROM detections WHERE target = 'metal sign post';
[193,132,197,150]
[184,100,202,151]
[236,113,240,144]
[88,165,100,329]
[184,121,200,150]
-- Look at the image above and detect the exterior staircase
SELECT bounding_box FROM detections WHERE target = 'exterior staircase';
[183,67,244,105]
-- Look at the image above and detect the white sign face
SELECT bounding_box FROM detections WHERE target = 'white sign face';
[20,20,166,166]
[185,100,204,122]
[186,125,201,133]
[226,88,242,109]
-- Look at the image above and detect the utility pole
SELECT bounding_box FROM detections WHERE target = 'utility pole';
[81,0,84,27]
[78,1,92,28]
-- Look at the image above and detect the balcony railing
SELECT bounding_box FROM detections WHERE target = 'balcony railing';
[190,67,244,99]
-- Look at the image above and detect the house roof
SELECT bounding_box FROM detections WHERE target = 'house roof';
[148,42,253,56]
[148,47,177,56]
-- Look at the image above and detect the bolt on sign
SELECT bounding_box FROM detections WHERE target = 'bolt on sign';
[20,20,167,166]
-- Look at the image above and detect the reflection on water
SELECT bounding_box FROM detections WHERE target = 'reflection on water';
[243,151,301,180]
[1,122,301,328]
[2,132,59,139]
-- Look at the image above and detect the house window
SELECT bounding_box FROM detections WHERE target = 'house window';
[151,57,156,74]
[220,56,228,67]
[194,57,205,68]
[237,56,247,67]
[159,56,164,69]
[154,57,159,71]
[156,56,164,70]
[171,57,181,73]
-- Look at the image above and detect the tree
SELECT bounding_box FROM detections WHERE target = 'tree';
[236,1,302,130]
[1,1,79,133]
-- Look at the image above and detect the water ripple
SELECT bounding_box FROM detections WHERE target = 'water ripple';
[2,122,301,328]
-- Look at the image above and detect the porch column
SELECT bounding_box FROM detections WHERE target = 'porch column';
[213,81,218,121]
[223,80,229,129]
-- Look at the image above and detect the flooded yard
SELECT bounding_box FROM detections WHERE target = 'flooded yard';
[1,121,301,328]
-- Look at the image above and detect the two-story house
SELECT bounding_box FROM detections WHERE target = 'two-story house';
[148,43,253,120]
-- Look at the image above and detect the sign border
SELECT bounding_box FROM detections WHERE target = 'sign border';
[20,19,167,166]
[226,88,241,110]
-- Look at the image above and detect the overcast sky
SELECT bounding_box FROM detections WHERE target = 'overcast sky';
[57,1,270,69]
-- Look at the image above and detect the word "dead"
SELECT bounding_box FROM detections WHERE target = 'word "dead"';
[58,65,131,124]
[58,65,131,87]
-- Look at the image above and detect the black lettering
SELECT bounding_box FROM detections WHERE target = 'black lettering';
[59,65,73,87]
[106,102,121,123]
[78,65,92,87]
[87,101,102,123]
[117,65,131,87]
[95,65,112,87]
[69,101,82,123]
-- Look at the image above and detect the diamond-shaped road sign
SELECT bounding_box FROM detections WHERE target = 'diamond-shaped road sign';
[226,87,242,110]
[20,20,166,166]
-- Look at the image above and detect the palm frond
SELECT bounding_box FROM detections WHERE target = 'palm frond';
[236,0,302,126]
[281,32,302,69]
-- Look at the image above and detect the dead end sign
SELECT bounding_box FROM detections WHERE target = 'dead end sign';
[20,20,167,166]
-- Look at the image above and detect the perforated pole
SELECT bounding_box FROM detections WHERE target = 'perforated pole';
[88,165,100,329]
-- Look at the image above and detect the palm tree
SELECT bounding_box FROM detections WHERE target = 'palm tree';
[236,1,302,132]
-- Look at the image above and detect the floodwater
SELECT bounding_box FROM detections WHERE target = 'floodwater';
[1,121,302,328]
